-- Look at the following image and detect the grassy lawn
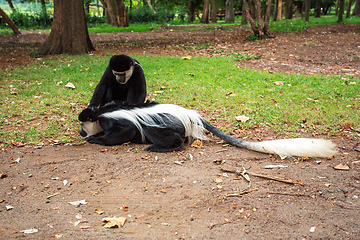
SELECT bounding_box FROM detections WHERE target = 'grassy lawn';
[1,54,359,146]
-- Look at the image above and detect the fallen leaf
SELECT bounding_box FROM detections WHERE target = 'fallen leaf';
[191,140,203,148]
[68,199,87,206]
[21,228,38,234]
[235,115,249,122]
[102,217,127,228]
[343,121,352,130]
[334,163,350,171]
[214,178,223,183]
[182,56,191,60]
[65,82,75,89]
[79,225,94,229]
[274,81,284,85]
[94,208,105,215]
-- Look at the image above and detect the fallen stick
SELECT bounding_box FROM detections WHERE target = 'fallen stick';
[219,167,304,186]
[267,192,312,197]
[47,192,60,199]
[226,188,258,197]
[248,172,304,186]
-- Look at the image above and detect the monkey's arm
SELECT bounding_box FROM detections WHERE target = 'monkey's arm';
[126,65,147,105]
[89,67,112,108]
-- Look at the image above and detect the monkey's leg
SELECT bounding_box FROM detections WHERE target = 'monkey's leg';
[144,129,184,152]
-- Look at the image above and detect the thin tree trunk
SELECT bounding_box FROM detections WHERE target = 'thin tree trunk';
[263,0,273,37]
[254,0,263,37]
[40,0,46,12]
[285,0,293,19]
[0,7,21,34]
[211,0,217,23]
[276,0,282,20]
[315,0,321,17]
[337,0,345,22]
[304,0,310,21]
[241,0,248,25]
[346,0,352,18]
[146,0,156,13]
[200,0,210,23]
[243,0,259,36]
[6,0,15,11]
[353,0,360,16]
[335,0,339,15]
[225,0,234,23]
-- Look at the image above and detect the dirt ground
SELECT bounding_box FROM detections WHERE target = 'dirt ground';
[1,23,360,239]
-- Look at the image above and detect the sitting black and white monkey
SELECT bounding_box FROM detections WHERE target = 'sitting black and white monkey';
[78,101,336,158]
[88,54,147,109]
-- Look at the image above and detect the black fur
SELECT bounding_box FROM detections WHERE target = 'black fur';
[88,55,147,109]
[79,102,186,152]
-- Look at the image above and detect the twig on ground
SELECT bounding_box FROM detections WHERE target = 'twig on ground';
[267,192,312,197]
[219,167,304,186]
[226,188,258,197]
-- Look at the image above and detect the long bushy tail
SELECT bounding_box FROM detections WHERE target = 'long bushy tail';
[202,120,337,159]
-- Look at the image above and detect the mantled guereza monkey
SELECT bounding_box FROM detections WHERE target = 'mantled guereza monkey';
[79,101,337,158]
[88,55,146,109]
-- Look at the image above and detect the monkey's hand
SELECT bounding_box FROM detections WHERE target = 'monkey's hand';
[86,136,104,145]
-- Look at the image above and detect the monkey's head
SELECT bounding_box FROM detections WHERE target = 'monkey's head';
[78,108,103,138]
[109,55,136,84]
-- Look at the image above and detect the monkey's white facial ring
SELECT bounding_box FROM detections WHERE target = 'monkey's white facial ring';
[112,65,135,84]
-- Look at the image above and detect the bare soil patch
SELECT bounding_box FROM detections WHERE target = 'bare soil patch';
[0,24,359,239]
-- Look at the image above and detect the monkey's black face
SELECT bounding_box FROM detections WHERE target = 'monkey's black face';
[112,66,134,84]
[109,54,136,84]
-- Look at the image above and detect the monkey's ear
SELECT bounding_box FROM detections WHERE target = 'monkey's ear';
[79,108,98,122]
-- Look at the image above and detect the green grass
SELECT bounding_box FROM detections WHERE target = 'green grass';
[1,55,359,146]
[269,15,360,32]
[88,23,160,33]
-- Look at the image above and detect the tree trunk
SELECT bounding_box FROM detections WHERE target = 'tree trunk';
[0,7,21,34]
[211,0,217,23]
[337,0,345,22]
[276,0,282,20]
[304,0,310,21]
[346,0,352,18]
[352,0,360,16]
[188,0,196,23]
[243,0,259,36]
[314,0,321,17]
[146,0,156,13]
[200,0,210,23]
[39,0,95,55]
[285,0,293,19]
[225,0,234,23]
[241,0,248,25]
[40,0,46,12]
[6,0,15,11]
[100,0,129,27]
[263,0,272,37]
[243,0,272,38]
[335,0,339,15]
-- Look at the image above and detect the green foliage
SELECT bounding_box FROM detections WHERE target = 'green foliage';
[129,6,175,24]
[1,55,358,145]
[8,9,52,28]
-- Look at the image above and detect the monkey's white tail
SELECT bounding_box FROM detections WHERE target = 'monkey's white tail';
[244,138,337,159]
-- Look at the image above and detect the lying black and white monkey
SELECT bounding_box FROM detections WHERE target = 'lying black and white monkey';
[78,102,337,158]
[88,54,147,109]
